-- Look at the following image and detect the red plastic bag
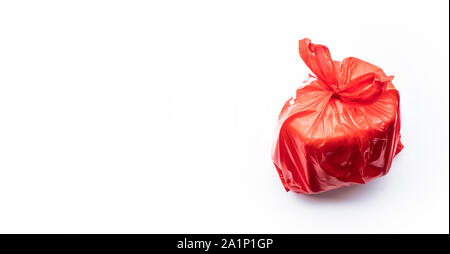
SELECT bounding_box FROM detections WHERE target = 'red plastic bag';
[272,38,403,194]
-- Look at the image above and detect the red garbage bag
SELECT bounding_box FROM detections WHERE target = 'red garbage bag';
[272,38,403,194]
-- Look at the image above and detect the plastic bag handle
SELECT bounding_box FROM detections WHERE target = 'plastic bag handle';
[299,38,338,90]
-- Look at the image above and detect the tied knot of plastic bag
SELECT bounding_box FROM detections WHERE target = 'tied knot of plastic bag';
[299,38,394,104]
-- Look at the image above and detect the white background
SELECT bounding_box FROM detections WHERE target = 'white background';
[0,0,448,233]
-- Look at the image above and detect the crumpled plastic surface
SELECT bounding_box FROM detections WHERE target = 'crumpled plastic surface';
[272,38,403,194]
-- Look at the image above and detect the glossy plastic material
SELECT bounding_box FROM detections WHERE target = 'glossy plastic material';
[272,38,403,194]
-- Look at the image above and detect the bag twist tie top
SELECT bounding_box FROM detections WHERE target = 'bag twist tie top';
[299,38,394,104]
